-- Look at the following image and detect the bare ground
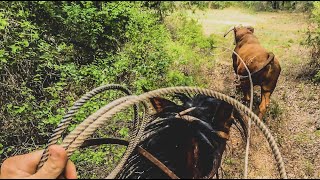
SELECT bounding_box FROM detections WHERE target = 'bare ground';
[192,7,320,179]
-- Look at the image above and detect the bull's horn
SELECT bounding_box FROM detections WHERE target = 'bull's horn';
[223,26,235,37]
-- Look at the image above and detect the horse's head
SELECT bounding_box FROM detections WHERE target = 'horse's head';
[118,94,247,179]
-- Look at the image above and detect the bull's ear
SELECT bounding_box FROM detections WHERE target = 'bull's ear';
[247,26,254,33]
[149,97,176,113]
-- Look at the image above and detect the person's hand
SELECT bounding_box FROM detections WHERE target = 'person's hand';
[0,145,77,179]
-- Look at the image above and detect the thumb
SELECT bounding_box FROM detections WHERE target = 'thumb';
[29,145,68,179]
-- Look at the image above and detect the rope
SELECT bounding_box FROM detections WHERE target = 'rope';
[212,45,254,179]
[217,36,276,178]
[48,86,286,179]
[37,84,139,170]
[214,27,256,178]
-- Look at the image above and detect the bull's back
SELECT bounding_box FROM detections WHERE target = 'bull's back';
[236,42,271,74]
[238,43,268,61]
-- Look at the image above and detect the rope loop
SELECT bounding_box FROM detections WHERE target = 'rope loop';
[38,85,287,179]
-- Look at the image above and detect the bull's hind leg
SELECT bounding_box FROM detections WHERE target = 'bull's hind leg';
[240,82,251,107]
[259,58,281,121]
[258,89,271,121]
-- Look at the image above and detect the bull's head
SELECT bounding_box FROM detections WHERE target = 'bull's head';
[224,25,255,45]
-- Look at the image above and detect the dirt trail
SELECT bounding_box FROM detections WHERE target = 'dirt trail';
[193,7,320,178]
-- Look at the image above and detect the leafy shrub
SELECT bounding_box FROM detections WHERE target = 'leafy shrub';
[0,1,217,178]
[208,1,236,9]
[237,1,314,12]
[169,1,235,11]
[0,0,173,161]
[267,100,283,119]
[164,11,216,87]
[306,1,320,82]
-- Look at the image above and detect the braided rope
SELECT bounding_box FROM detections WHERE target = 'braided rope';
[62,96,151,179]
[213,45,254,179]
[212,45,254,109]
[56,86,286,179]
[37,84,138,169]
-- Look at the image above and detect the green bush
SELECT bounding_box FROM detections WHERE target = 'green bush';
[164,11,216,87]
[306,1,320,82]
[170,1,235,11]
[0,0,173,161]
[0,1,217,178]
[208,1,236,9]
[237,1,314,12]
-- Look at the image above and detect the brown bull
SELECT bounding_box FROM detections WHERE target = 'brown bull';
[224,25,281,121]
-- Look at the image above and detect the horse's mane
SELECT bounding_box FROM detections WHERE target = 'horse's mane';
[117,94,247,179]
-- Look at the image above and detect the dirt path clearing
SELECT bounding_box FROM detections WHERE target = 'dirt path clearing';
[192,7,320,178]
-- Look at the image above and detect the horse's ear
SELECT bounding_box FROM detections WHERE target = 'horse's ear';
[149,97,176,113]
[141,86,176,113]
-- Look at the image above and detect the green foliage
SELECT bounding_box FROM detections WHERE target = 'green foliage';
[267,100,283,119]
[0,144,3,155]
[237,1,314,12]
[315,71,320,82]
[169,1,313,12]
[0,0,170,158]
[70,145,127,179]
[175,1,235,10]
[306,2,320,82]
[164,11,215,87]
[207,1,235,9]
[0,1,217,178]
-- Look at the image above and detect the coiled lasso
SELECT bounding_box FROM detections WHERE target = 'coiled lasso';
[37,85,287,179]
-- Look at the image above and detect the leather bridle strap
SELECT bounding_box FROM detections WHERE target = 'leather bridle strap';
[80,138,180,179]
[137,146,179,179]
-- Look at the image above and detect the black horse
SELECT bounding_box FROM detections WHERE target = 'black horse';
[83,93,247,179]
